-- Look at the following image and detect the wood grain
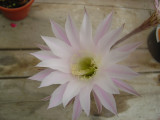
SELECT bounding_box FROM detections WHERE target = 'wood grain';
[0,73,159,120]
[0,49,159,78]
[0,1,159,120]
[35,0,154,10]
[0,51,39,78]
[0,3,153,49]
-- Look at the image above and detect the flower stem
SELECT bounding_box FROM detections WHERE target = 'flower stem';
[112,11,160,49]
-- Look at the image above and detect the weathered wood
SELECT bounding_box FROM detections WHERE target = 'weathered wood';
[0,3,153,49]
[0,73,159,120]
[0,101,89,120]
[0,51,39,78]
[0,1,159,120]
[35,0,154,10]
[1,73,159,101]
[0,79,55,101]
[0,49,159,78]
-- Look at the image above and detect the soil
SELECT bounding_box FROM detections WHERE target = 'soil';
[0,0,30,8]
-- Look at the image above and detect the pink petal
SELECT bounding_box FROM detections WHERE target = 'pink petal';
[37,44,50,51]
[79,86,92,116]
[97,24,124,52]
[65,15,80,49]
[37,58,70,73]
[109,42,142,63]
[155,0,159,6]
[92,91,102,113]
[50,20,71,45]
[63,80,84,107]
[39,71,71,87]
[94,12,113,44]
[72,95,82,120]
[31,50,57,61]
[112,78,139,96]
[41,96,51,101]
[80,8,94,50]
[48,83,68,108]
[10,23,16,28]
[29,69,53,81]
[94,73,119,94]
[114,42,142,52]
[93,85,117,114]
[106,64,138,80]
[41,36,73,58]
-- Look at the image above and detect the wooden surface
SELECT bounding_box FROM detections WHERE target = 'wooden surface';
[0,0,160,120]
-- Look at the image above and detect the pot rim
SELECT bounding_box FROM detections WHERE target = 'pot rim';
[0,0,34,12]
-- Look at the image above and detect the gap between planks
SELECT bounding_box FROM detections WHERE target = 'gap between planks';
[0,48,148,51]
[33,2,154,11]
[0,72,160,80]
[33,0,154,11]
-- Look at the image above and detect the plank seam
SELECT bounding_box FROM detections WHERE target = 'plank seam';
[33,2,154,11]
[0,48,148,51]
[0,71,160,80]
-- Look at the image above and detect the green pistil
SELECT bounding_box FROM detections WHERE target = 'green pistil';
[72,57,98,79]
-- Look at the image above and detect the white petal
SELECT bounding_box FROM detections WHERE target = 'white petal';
[63,80,84,107]
[65,15,80,49]
[94,73,119,94]
[112,78,139,96]
[31,50,57,61]
[93,85,117,114]
[50,20,71,45]
[72,95,82,120]
[94,12,113,44]
[37,44,50,50]
[29,69,53,81]
[97,24,124,52]
[114,42,142,52]
[41,36,73,58]
[109,42,142,63]
[39,71,71,87]
[48,83,68,108]
[106,64,138,80]
[79,86,92,116]
[93,91,102,113]
[80,9,94,50]
[37,58,70,73]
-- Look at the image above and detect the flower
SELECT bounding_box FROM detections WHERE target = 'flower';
[155,0,160,13]
[29,9,140,120]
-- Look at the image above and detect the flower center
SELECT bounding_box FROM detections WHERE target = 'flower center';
[71,57,98,80]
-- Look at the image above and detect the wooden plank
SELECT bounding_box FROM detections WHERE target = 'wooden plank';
[120,48,160,73]
[0,3,153,49]
[34,0,154,10]
[1,73,159,101]
[0,101,89,120]
[0,73,160,120]
[0,51,39,78]
[0,79,55,101]
[0,49,160,78]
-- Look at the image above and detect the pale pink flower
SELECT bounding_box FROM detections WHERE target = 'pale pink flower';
[30,10,140,120]
[155,0,160,13]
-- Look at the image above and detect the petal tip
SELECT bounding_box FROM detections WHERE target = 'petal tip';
[28,76,33,80]
[84,6,88,15]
